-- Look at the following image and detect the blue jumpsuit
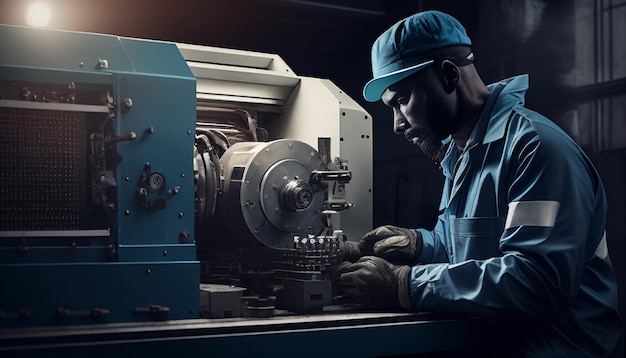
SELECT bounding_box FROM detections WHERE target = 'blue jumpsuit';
[412,75,623,356]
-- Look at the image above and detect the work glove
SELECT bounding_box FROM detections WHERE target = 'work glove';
[338,256,412,310]
[358,225,423,265]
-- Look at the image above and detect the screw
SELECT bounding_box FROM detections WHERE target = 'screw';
[178,231,192,243]
[96,59,108,69]
[123,98,133,112]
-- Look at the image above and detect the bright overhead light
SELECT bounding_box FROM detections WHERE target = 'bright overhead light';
[26,2,51,27]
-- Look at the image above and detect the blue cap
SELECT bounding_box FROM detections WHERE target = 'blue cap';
[363,11,472,102]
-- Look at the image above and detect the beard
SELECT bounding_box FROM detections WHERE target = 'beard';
[404,126,450,165]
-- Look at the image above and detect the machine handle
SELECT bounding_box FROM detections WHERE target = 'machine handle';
[310,170,352,183]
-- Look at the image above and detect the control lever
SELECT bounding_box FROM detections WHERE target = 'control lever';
[310,170,352,183]
[104,131,136,145]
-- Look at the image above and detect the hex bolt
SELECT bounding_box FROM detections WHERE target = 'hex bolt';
[96,59,108,69]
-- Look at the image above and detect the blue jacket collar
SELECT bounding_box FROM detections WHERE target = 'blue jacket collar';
[440,75,528,179]
[470,74,529,146]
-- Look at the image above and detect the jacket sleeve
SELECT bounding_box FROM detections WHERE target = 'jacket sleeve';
[416,215,451,264]
[408,113,607,319]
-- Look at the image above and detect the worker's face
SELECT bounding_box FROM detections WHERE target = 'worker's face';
[381,69,456,162]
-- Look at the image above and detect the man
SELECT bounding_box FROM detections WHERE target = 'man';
[338,10,623,357]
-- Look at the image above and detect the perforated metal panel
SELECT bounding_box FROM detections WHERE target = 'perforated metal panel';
[0,108,83,230]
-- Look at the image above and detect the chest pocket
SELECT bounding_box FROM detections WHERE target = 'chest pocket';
[450,217,505,262]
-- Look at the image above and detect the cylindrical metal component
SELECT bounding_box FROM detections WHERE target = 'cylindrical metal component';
[281,179,313,212]
[217,139,327,249]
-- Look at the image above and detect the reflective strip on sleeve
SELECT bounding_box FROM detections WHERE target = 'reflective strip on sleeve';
[505,201,560,229]
[595,231,608,259]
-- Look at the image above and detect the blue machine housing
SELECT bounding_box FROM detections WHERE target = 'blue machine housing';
[0,25,200,327]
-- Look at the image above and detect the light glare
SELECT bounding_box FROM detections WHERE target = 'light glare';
[26,2,51,27]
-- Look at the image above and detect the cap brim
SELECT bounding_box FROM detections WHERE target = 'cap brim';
[363,60,434,102]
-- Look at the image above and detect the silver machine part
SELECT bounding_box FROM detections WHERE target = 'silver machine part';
[195,137,347,314]
[219,139,328,249]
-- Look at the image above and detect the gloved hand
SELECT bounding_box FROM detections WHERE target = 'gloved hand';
[338,239,362,263]
[338,256,412,310]
[358,225,423,265]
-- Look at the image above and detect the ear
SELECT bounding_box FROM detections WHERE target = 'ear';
[440,60,460,93]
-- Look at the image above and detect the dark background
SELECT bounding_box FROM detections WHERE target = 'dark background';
[1,0,624,343]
